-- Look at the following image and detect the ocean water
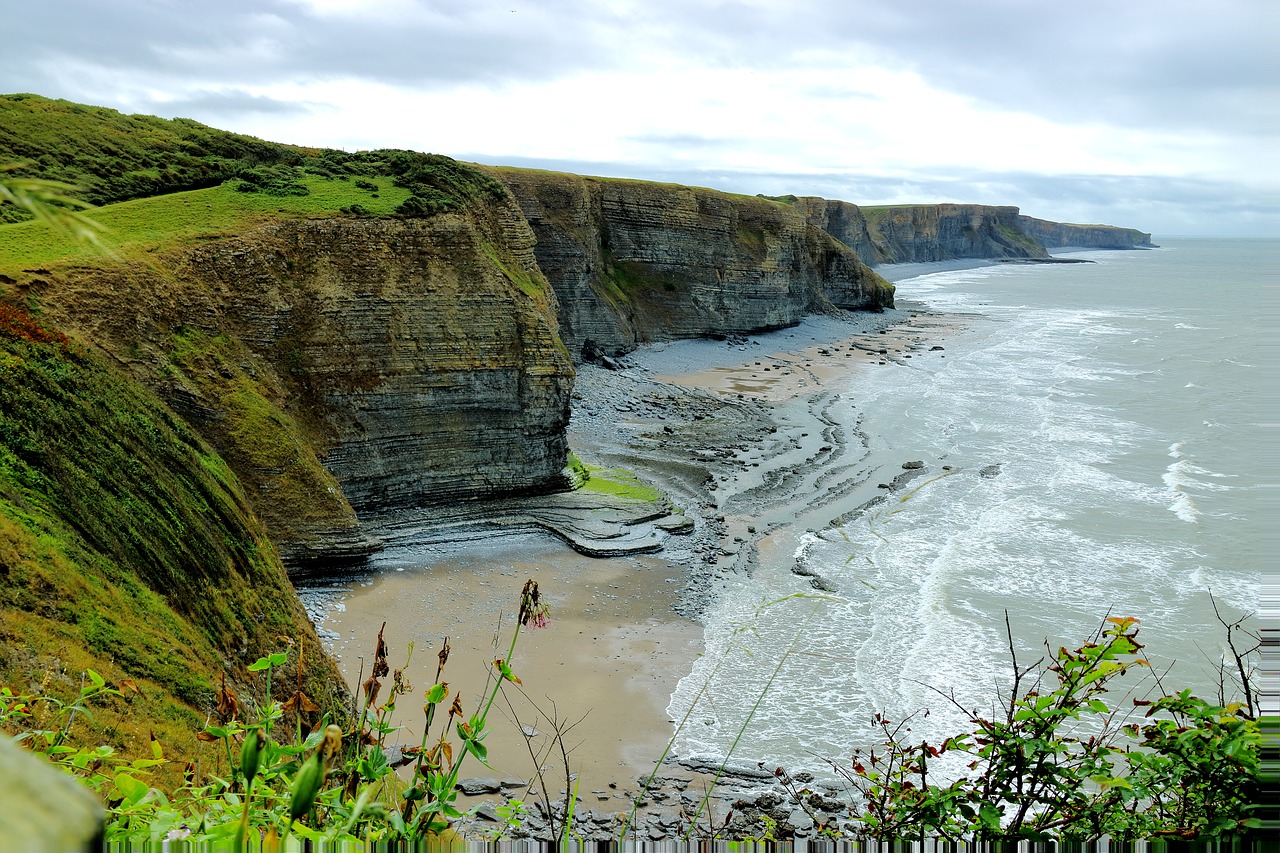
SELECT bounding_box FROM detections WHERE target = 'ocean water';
[667,237,1271,775]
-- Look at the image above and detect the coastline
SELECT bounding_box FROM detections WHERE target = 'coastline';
[301,261,979,838]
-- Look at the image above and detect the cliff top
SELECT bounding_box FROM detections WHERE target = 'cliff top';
[0,93,510,271]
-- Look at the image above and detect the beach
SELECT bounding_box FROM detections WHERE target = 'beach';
[298,268,968,836]
[301,242,1264,838]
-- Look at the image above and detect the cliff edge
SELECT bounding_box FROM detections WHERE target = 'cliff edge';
[490,168,895,358]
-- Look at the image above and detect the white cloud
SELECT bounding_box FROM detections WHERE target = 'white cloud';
[1,0,1274,234]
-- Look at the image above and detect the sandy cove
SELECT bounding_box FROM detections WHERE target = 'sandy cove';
[299,267,971,840]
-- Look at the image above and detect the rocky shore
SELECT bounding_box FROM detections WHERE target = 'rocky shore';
[299,269,974,841]
[442,302,964,841]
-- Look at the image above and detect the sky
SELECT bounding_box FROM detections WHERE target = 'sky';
[3,0,1277,236]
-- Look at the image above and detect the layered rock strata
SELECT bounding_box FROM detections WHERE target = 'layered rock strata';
[12,167,1154,569]
[856,203,1047,263]
[489,169,895,358]
[32,207,573,565]
[1017,216,1154,249]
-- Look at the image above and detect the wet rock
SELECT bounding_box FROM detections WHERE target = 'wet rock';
[980,463,1002,478]
[458,777,503,795]
[902,460,925,469]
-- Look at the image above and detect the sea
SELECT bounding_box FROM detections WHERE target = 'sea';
[666,237,1271,777]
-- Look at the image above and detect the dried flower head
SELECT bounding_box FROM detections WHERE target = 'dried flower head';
[517,579,551,629]
[216,673,241,723]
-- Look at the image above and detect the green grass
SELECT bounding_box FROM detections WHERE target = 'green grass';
[0,177,414,272]
[1,312,349,782]
[579,464,661,502]
[480,239,548,300]
[0,93,311,212]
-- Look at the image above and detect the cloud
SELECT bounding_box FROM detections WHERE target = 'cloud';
[154,90,316,119]
[2,0,1271,234]
[3,0,620,95]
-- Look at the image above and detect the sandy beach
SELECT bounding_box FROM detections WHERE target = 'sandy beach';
[299,270,970,837]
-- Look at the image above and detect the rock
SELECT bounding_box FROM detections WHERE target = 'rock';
[1017,216,1153,250]
[902,460,925,469]
[980,464,1003,478]
[494,168,894,359]
[458,777,503,796]
[814,201,1050,264]
[0,738,103,852]
[37,214,573,569]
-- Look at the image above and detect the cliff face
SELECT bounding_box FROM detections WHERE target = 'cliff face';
[1017,216,1154,249]
[5,162,1153,570]
[855,204,1048,263]
[794,198,883,265]
[491,169,894,358]
[30,207,573,564]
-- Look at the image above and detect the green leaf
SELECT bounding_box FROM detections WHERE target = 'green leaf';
[424,682,447,705]
[85,670,106,689]
[268,652,289,666]
[1087,699,1109,714]
[247,658,272,672]
[114,772,148,805]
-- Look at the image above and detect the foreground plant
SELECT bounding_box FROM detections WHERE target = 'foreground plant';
[2,579,554,848]
[831,613,1260,842]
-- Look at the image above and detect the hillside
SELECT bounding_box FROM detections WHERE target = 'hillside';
[1,306,349,780]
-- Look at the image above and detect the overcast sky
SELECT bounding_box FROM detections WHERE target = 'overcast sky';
[4,0,1276,236]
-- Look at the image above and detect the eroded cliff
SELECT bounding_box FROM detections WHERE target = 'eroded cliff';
[1,311,350,777]
[1017,216,1154,249]
[856,204,1047,263]
[22,206,573,564]
[489,168,895,358]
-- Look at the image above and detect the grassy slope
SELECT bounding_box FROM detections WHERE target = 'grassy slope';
[0,93,311,213]
[0,93,510,270]
[0,101,551,773]
[0,177,414,272]
[0,308,347,782]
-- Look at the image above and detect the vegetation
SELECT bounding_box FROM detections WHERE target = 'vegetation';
[0,94,510,274]
[0,307,347,786]
[823,614,1260,841]
[580,464,662,502]
[3,588,1258,845]
[0,93,1259,845]
[3,580,553,846]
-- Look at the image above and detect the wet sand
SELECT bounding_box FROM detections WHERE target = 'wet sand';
[309,534,702,803]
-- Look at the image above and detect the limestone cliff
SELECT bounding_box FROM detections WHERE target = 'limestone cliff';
[26,207,573,565]
[489,169,894,358]
[792,197,884,265]
[855,204,1047,263]
[1016,216,1154,249]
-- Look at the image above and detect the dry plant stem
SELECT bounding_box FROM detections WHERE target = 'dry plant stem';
[503,691,587,844]
[501,690,564,840]
[1210,593,1258,719]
